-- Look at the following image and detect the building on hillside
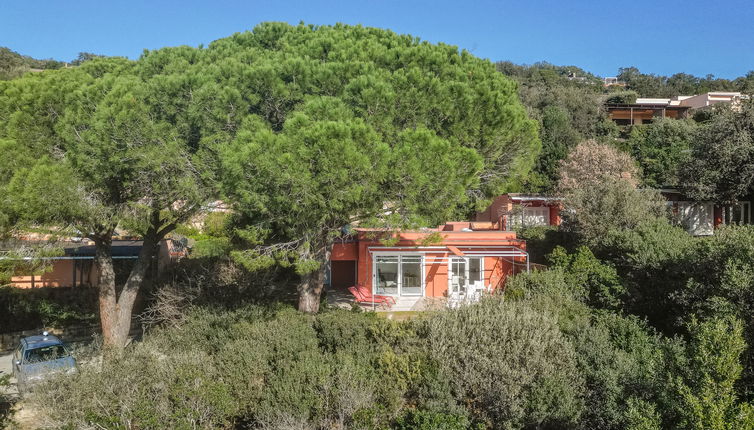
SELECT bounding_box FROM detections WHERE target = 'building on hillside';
[328,222,529,309]
[606,92,744,125]
[660,188,752,236]
[603,77,626,87]
[475,194,562,230]
[3,239,186,288]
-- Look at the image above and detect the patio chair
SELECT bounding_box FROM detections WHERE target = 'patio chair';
[356,285,396,305]
[348,286,394,309]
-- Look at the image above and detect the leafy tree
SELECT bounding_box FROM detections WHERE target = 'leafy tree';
[217,23,538,312]
[677,317,754,430]
[547,246,626,310]
[627,117,697,188]
[560,178,667,247]
[526,105,582,191]
[0,57,219,347]
[680,100,754,204]
[70,51,104,66]
[558,140,640,193]
[604,90,638,104]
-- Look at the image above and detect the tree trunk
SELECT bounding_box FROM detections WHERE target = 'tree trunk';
[111,232,159,347]
[298,243,331,313]
[94,236,119,348]
[94,209,170,349]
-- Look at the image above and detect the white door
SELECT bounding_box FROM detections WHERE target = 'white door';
[448,257,483,300]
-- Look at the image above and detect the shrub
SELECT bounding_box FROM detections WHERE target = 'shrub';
[394,409,474,430]
[547,246,626,310]
[675,317,754,430]
[0,285,97,333]
[0,373,13,428]
[416,296,585,428]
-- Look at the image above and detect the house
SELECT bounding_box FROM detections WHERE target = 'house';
[606,92,744,125]
[328,222,529,308]
[4,239,185,288]
[603,77,626,87]
[660,188,752,236]
[475,194,562,230]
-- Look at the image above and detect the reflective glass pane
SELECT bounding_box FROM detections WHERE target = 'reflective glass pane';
[376,256,398,295]
[401,256,422,296]
[469,258,482,283]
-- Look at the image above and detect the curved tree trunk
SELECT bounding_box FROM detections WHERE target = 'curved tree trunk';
[298,243,332,314]
[111,232,159,347]
[94,236,119,348]
[94,209,172,349]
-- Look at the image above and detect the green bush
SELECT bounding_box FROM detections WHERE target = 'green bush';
[416,296,585,428]
[0,285,97,333]
[394,409,474,430]
[547,246,626,310]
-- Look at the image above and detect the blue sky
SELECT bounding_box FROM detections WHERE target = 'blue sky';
[3,0,753,79]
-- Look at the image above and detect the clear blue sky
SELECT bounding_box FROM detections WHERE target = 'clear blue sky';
[3,0,753,79]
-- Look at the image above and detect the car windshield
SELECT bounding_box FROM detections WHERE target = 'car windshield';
[24,345,69,363]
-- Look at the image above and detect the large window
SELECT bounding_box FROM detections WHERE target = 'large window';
[375,255,423,296]
[678,202,714,236]
[724,202,751,225]
[509,206,550,229]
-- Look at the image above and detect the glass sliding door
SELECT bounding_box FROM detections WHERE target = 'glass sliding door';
[375,256,399,295]
[374,255,424,296]
[401,256,422,296]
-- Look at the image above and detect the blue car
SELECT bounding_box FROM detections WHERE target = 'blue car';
[11,332,77,394]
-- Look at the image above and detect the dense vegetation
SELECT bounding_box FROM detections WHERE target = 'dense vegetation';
[4,22,754,430]
[0,22,538,345]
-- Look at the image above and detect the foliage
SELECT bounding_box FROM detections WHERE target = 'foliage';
[496,62,612,192]
[0,373,13,428]
[557,140,639,193]
[547,246,626,310]
[616,66,749,98]
[211,23,539,311]
[0,286,98,333]
[560,178,667,247]
[627,118,697,188]
[604,90,638,104]
[0,46,65,80]
[33,307,410,429]
[680,100,754,204]
[394,410,474,430]
[676,317,754,430]
[417,296,585,428]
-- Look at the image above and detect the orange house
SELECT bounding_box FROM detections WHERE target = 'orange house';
[6,239,185,288]
[329,222,529,300]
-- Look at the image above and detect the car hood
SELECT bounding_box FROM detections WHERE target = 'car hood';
[20,356,77,378]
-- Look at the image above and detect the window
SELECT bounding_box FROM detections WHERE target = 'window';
[24,345,69,364]
[509,206,549,228]
[724,202,751,225]
[401,256,422,296]
[678,202,714,235]
[375,255,423,296]
[375,256,399,295]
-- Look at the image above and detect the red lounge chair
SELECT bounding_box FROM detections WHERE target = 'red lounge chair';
[348,286,394,308]
[356,285,396,305]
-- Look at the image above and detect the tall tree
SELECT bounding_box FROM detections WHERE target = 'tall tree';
[215,23,538,312]
[627,118,697,188]
[0,57,219,347]
[680,100,754,204]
